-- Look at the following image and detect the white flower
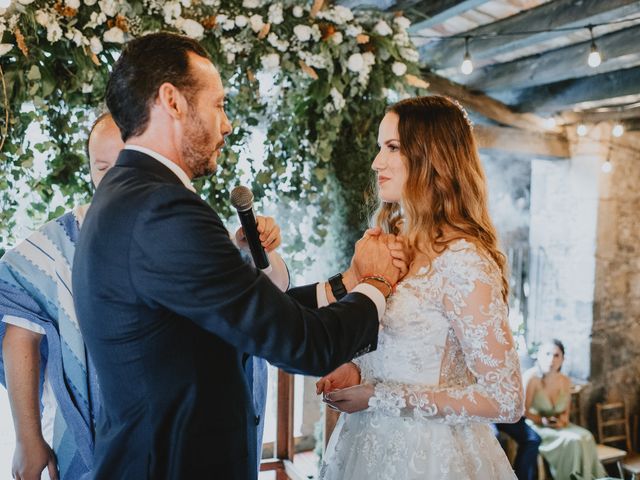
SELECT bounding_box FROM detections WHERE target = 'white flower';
[17,0,36,4]
[222,18,236,30]
[103,26,125,43]
[180,0,190,7]
[261,52,280,71]
[65,0,80,8]
[162,2,181,24]
[373,20,393,36]
[399,47,419,63]
[90,36,103,54]
[65,27,85,46]
[0,44,13,56]
[226,52,235,63]
[347,53,364,73]
[311,24,321,41]
[345,24,362,37]
[86,11,107,28]
[392,61,407,76]
[177,18,204,39]
[317,6,353,25]
[235,15,248,28]
[268,3,284,25]
[35,10,50,27]
[249,14,264,33]
[98,0,119,17]
[332,31,343,45]
[201,0,218,5]
[84,0,97,5]
[330,87,345,111]
[394,16,411,30]
[293,24,312,42]
[242,0,259,8]
[267,32,289,52]
[46,22,63,43]
[362,51,375,66]
[292,6,303,18]
[393,32,410,48]
[298,51,330,69]
[82,83,93,93]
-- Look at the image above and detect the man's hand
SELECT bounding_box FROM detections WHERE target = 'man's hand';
[323,384,375,414]
[316,362,361,395]
[235,216,281,253]
[350,230,402,287]
[12,437,58,480]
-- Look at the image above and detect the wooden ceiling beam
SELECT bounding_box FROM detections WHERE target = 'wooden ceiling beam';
[474,125,570,159]
[463,24,640,91]
[559,105,640,125]
[418,0,640,70]
[420,70,560,132]
[407,0,488,31]
[513,66,640,113]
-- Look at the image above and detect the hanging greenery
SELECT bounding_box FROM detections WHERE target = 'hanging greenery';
[0,0,426,265]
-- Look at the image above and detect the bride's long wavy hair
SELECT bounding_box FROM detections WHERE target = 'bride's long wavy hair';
[372,95,509,302]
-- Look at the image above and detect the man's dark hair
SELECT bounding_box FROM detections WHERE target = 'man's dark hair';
[86,111,112,159]
[105,32,210,141]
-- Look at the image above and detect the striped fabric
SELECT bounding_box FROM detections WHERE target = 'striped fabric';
[0,207,98,480]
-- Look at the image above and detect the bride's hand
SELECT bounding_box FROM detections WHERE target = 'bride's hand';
[323,384,374,414]
[316,362,361,395]
[388,235,411,280]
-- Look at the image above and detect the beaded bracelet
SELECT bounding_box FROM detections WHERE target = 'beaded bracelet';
[361,275,393,299]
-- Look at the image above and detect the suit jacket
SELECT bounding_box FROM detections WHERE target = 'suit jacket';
[72,150,379,480]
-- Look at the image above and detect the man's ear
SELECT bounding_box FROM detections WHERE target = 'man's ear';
[157,82,188,120]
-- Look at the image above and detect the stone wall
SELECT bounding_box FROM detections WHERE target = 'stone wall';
[590,128,640,422]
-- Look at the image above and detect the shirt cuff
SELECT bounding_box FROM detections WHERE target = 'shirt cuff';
[352,283,386,319]
[2,315,46,335]
[316,282,329,307]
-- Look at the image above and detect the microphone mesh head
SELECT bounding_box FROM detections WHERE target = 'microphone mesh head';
[230,186,254,211]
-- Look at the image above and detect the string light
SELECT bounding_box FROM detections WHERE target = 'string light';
[612,123,624,137]
[577,124,588,136]
[587,26,602,68]
[544,117,557,129]
[460,36,473,75]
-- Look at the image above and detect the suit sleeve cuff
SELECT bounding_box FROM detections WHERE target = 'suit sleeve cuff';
[352,283,386,319]
[316,282,329,307]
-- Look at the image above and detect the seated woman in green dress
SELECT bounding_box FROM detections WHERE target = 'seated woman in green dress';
[524,339,606,480]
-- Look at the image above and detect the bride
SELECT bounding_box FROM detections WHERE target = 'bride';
[317,95,523,479]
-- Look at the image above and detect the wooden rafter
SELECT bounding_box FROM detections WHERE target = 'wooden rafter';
[420,70,559,132]
[463,24,640,91]
[418,0,640,70]
[513,66,640,113]
[474,125,569,159]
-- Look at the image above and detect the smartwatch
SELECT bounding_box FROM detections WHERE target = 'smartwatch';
[328,273,348,300]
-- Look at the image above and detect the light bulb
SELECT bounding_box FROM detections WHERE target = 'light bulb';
[588,49,601,68]
[612,123,624,137]
[577,124,588,136]
[601,161,612,173]
[460,57,473,75]
[0,0,11,8]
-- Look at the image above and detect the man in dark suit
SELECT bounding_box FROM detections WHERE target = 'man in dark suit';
[73,32,403,479]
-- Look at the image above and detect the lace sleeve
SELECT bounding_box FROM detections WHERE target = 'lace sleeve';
[368,249,524,424]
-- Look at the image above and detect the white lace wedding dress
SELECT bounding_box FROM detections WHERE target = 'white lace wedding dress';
[320,240,523,479]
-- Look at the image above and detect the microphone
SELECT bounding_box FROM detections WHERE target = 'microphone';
[230,186,272,274]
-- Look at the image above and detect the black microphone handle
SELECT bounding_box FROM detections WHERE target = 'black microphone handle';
[237,208,271,271]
